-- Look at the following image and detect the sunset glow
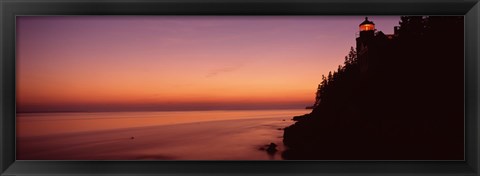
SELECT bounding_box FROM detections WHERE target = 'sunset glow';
[16,16,399,112]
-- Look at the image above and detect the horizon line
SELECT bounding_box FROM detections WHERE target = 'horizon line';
[16,107,310,114]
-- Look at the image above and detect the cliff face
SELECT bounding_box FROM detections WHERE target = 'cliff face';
[282,16,464,160]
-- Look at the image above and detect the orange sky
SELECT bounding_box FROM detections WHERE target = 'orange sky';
[16,16,399,112]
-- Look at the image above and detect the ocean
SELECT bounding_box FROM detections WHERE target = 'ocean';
[16,109,310,160]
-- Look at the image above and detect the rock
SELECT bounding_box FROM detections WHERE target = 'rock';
[292,114,310,121]
[266,143,278,154]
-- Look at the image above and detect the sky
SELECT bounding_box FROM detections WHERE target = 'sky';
[16,16,400,112]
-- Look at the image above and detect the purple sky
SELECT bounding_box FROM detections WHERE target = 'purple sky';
[17,16,400,112]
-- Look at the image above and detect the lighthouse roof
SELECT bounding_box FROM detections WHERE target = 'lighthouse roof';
[359,17,375,26]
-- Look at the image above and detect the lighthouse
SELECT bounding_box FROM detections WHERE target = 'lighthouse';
[356,17,376,73]
[355,17,398,74]
[356,17,376,53]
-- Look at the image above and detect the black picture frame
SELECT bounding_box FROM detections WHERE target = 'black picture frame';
[1,0,479,175]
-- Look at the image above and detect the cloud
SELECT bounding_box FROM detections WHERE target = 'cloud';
[205,64,243,78]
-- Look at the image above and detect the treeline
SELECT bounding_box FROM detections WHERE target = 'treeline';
[313,47,358,109]
[283,16,464,160]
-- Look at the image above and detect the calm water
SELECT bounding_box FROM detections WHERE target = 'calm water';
[17,109,309,160]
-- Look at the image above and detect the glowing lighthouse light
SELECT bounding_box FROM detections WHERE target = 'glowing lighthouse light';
[359,17,375,31]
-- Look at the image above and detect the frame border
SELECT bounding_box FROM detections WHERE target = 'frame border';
[1,0,479,175]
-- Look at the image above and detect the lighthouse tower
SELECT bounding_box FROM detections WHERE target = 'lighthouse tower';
[356,17,376,53]
[356,17,376,73]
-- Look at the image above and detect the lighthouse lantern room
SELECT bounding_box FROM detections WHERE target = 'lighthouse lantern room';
[359,17,375,31]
